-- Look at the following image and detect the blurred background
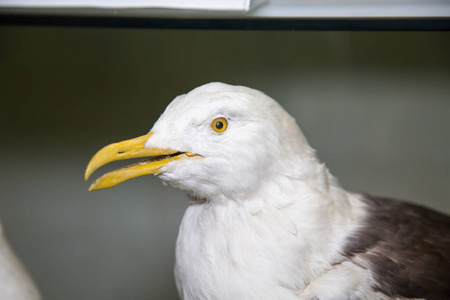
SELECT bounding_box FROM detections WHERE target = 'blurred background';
[0,27,449,299]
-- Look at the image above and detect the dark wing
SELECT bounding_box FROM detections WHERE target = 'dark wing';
[341,194,450,300]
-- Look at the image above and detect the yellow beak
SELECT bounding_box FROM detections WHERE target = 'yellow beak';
[85,132,196,191]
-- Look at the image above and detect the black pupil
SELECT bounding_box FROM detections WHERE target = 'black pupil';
[216,121,224,130]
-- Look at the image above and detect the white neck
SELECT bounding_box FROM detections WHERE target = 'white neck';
[175,159,364,299]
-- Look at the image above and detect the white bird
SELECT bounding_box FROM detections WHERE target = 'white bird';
[0,222,41,300]
[85,82,450,300]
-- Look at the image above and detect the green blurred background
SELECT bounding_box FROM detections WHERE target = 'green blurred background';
[0,27,449,299]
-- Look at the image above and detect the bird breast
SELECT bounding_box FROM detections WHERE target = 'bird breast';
[174,200,323,300]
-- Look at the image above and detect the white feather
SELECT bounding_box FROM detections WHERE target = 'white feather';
[145,82,376,299]
[0,222,40,300]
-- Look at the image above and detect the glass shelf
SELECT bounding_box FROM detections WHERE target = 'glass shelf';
[1,1,450,30]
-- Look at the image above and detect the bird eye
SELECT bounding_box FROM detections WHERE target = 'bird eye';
[211,117,228,133]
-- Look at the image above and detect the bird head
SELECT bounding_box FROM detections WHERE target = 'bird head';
[85,82,316,202]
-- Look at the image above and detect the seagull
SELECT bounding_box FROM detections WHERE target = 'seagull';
[0,223,41,300]
[85,82,450,300]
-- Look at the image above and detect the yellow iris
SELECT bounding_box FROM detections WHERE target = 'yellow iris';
[211,117,228,133]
